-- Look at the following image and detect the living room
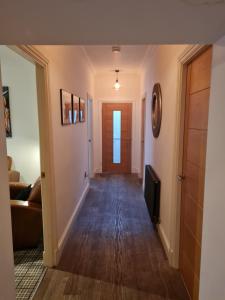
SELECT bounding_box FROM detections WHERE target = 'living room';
[0,45,45,299]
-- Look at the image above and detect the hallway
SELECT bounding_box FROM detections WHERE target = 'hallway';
[34,175,188,299]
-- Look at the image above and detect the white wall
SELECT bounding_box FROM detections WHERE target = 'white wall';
[35,46,94,248]
[141,42,225,299]
[199,37,225,300]
[0,46,40,184]
[93,72,141,174]
[141,45,187,257]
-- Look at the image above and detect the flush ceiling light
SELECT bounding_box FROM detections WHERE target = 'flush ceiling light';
[112,46,121,53]
[114,70,120,91]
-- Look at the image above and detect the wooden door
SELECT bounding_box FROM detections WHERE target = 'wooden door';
[87,99,93,177]
[102,103,132,173]
[179,47,212,299]
[140,98,146,179]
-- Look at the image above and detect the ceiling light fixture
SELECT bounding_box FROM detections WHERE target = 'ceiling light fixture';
[112,46,121,53]
[114,70,120,91]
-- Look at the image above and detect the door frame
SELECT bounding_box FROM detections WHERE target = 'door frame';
[6,45,57,267]
[170,45,210,268]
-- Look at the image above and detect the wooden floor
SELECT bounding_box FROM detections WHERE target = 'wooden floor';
[34,175,189,300]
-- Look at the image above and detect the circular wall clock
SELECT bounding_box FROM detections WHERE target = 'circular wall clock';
[151,83,162,138]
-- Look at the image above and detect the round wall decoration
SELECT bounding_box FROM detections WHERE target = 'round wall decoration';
[151,83,162,138]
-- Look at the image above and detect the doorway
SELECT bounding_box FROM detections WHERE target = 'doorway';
[0,45,46,298]
[0,45,56,297]
[140,97,146,180]
[87,96,93,178]
[102,103,132,173]
[179,46,212,299]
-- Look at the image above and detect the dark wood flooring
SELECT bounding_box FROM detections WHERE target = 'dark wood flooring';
[34,174,189,300]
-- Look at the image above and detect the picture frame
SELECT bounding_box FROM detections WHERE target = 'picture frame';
[72,95,79,124]
[151,83,162,138]
[2,86,12,137]
[79,98,85,122]
[60,89,73,125]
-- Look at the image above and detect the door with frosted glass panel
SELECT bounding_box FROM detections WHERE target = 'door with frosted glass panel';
[102,103,132,173]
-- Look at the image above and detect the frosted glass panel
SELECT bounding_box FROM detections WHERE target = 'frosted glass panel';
[113,111,121,164]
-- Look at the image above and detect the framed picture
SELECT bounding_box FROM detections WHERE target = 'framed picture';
[79,98,85,122]
[72,95,79,124]
[60,89,72,125]
[2,86,12,137]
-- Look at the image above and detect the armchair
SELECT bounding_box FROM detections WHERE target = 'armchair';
[10,178,43,250]
[7,156,20,182]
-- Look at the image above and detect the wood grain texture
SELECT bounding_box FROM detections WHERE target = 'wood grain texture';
[180,46,212,300]
[34,175,189,300]
[186,129,207,169]
[140,98,146,179]
[189,47,212,94]
[188,89,210,130]
[102,103,132,173]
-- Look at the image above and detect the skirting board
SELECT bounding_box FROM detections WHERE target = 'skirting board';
[157,223,173,262]
[55,183,90,265]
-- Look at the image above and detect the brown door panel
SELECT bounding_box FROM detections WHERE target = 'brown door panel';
[102,103,132,174]
[179,46,212,300]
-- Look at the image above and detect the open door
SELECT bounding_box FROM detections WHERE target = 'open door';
[87,96,93,178]
[179,46,212,299]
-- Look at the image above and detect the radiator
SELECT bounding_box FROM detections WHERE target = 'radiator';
[144,165,160,224]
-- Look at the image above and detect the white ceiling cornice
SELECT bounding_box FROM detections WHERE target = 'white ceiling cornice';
[80,46,96,75]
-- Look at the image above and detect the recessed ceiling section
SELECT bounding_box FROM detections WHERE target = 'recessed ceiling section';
[83,46,149,74]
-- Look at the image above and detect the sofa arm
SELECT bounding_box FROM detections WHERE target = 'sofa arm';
[9,183,29,199]
[8,170,20,182]
[10,200,42,250]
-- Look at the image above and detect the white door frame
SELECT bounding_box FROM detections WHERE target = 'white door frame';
[169,45,210,268]
[7,45,57,267]
[0,59,16,300]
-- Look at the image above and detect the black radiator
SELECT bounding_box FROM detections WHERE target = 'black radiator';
[144,165,160,224]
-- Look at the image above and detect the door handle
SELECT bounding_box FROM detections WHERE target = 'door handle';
[177,175,185,182]
[41,171,46,179]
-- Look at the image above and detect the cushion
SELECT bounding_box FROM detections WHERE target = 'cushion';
[28,178,42,205]
[7,156,12,171]
[15,185,32,201]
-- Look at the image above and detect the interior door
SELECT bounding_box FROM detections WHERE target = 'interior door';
[140,97,146,179]
[87,98,93,177]
[102,103,132,173]
[179,47,212,299]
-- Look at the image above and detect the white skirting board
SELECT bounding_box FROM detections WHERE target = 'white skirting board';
[55,183,90,265]
[157,223,173,261]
